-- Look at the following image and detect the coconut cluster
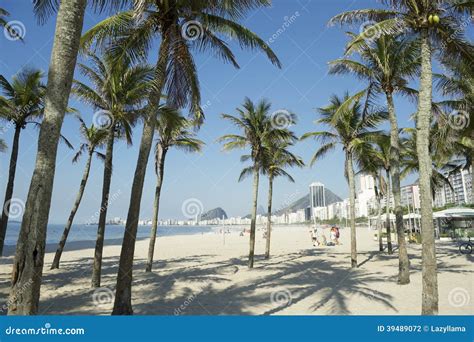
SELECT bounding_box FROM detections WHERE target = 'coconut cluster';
[428,14,440,25]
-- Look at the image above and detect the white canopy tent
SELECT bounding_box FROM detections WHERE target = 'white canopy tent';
[433,207,474,218]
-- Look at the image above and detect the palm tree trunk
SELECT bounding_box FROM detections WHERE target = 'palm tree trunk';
[248,162,260,268]
[386,92,410,284]
[51,150,93,269]
[112,38,169,315]
[0,126,21,256]
[376,178,383,252]
[346,152,357,268]
[471,150,473,204]
[264,174,273,259]
[385,169,393,254]
[418,29,438,315]
[91,126,115,288]
[145,146,167,272]
[7,0,87,315]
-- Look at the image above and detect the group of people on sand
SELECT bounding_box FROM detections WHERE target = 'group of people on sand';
[310,225,341,247]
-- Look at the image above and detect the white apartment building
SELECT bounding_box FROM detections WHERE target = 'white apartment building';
[434,165,472,207]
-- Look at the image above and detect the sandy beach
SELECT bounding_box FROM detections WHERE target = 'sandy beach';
[0,226,472,315]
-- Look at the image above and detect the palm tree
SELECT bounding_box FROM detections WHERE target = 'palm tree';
[0,7,9,29]
[357,136,393,253]
[0,68,44,256]
[262,139,303,259]
[73,52,154,288]
[330,0,473,315]
[302,93,387,268]
[366,135,395,253]
[1,8,24,42]
[81,0,281,314]
[50,116,108,270]
[219,98,292,268]
[329,34,418,282]
[436,59,474,203]
[401,127,457,200]
[145,107,204,272]
[6,0,129,316]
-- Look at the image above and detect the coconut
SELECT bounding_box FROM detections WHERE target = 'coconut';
[433,15,440,24]
[428,15,434,24]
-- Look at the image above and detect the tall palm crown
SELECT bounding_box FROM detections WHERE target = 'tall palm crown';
[330,34,419,101]
[0,68,44,129]
[72,115,108,163]
[358,133,391,175]
[435,59,474,168]
[73,52,154,141]
[155,107,204,158]
[80,0,280,119]
[261,140,304,182]
[301,93,387,167]
[400,127,454,195]
[219,98,293,168]
[330,0,473,62]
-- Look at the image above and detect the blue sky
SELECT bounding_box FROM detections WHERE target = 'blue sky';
[0,0,423,223]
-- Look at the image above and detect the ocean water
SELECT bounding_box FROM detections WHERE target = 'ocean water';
[4,222,216,246]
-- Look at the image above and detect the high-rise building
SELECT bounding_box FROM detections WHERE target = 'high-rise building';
[310,182,326,208]
[310,182,326,221]
[401,184,421,209]
[355,173,376,217]
[434,164,472,207]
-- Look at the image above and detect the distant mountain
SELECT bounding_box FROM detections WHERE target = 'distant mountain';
[273,188,342,216]
[199,207,228,221]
